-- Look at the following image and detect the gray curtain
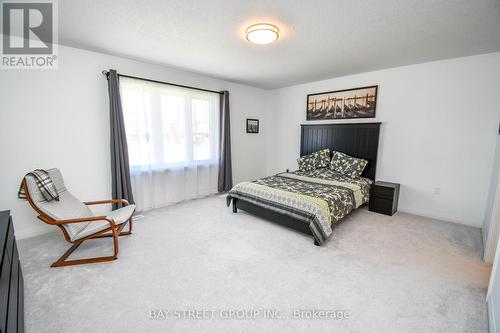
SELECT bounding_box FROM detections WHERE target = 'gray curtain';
[107,69,135,209]
[218,90,233,192]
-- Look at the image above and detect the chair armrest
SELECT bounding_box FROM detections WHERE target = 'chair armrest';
[84,199,129,206]
[38,215,116,228]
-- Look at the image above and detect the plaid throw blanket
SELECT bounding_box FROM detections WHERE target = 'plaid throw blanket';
[18,169,60,202]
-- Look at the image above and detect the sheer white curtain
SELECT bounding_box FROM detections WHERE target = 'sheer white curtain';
[119,77,220,212]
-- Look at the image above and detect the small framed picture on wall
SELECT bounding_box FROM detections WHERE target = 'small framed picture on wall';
[246,119,259,133]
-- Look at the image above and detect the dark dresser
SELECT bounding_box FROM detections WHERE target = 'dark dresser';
[369,181,400,216]
[0,211,24,333]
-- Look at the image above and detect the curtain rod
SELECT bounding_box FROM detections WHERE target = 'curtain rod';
[102,70,223,95]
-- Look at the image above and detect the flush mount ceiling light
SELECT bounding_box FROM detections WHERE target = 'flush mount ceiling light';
[246,23,279,45]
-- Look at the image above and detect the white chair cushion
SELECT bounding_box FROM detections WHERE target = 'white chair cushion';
[73,204,135,241]
[27,169,93,239]
[73,221,111,241]
[106,204,135,224]
[26,168,135,241]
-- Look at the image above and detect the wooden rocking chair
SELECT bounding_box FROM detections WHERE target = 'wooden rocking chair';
[22,168,135,267]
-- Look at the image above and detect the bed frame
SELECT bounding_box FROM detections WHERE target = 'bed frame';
[232,122,381,245]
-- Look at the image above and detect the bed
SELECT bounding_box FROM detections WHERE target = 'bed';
[227,122,381,245]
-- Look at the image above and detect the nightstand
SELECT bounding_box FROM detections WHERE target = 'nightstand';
[369,181,400,216]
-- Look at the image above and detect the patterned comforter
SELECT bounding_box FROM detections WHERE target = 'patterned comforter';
[226,168,372,244]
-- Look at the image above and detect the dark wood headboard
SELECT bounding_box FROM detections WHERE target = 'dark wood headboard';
[300,122,381,180]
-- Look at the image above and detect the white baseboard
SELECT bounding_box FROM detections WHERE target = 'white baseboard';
[15,226,55,240]
[397,208,480,228]
[488,299,495,333]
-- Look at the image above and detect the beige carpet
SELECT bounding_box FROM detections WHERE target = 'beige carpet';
[18,195,491,333]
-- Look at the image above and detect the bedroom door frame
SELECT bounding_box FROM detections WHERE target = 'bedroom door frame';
[484,167,500,264]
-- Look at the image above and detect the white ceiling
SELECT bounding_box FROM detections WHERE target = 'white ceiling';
[60,0,500,89]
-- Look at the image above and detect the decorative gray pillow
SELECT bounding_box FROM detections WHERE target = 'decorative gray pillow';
[330,151,368,178]
[297,149,331,171]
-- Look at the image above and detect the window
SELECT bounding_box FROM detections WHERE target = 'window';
[120,77,220,169]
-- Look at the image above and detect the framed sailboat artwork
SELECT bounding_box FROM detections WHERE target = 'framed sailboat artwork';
[306,85,378,120]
